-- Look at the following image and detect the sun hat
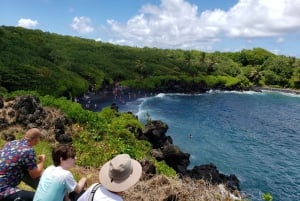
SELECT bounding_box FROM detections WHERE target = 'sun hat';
[99,154,142,192]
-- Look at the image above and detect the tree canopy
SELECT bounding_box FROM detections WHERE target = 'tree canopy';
[1,26,299,97]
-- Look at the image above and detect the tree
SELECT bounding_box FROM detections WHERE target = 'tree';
[135,59,146,79]
[262,56,293,87]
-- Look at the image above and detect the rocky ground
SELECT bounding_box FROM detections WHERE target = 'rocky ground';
[0,95,244,201]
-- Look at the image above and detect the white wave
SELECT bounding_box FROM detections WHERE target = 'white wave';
[135,89,300,118]
[207,89,262,95]
[262,90,300,98]
[155,93,166,98]
[207,89,219,94]
[212,89,300,97]
[136,99,149,118]
[189,154,196,160]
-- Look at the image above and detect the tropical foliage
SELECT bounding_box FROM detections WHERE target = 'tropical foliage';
[1,26,299,99]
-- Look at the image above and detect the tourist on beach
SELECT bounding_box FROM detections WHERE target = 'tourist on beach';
[77,154,142,201]
[33,143,87,201]
[0,128,46,201]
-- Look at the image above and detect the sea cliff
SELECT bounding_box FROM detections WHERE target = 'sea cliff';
[0,95,244,200]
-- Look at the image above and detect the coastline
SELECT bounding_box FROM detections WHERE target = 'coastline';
[254,86,300,94]
[75,86,300,200]
[77,86,300,112]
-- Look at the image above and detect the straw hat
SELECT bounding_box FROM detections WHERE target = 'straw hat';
[99,154,142,192]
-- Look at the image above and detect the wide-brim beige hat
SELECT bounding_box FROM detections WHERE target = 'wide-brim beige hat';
[99,154,142,192]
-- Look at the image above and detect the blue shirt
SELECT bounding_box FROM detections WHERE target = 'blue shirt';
[33,165,77,201]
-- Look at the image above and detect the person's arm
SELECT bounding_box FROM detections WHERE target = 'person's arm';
[28,154,46,179]
[73,177,87,193]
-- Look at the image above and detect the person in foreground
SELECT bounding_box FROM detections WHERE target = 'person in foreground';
[0,128,46,201]
[77,154,142,201]
[33,143,87,201]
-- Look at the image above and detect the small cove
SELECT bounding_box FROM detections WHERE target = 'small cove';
[119,90,300,201]
[90,90,300,201]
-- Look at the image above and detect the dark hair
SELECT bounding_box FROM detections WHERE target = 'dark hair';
[52,144,76,166]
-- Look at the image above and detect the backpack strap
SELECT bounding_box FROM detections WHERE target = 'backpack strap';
[88,183,101,201]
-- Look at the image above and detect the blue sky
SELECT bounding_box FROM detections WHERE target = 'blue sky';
[1,0,300,58]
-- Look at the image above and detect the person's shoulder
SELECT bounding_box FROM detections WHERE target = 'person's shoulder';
[84,183,98,190]
[45,165,55,169]
[99,186,123,200]
[55,166,72,174]
[5,139,20,147]
[5,139,32,153]
[18,139,33,150]
[77,183,99,201]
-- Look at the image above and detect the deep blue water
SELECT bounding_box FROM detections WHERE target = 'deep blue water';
[117,90,300,201]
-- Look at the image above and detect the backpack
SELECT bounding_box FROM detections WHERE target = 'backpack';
[88,183,101,201]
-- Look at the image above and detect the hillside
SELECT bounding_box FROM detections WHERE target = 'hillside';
[1,26,300,99]
[0,26,293,201]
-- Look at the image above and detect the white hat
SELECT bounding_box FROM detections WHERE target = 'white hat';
[99,154,142,192]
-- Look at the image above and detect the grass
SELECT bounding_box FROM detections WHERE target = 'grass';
[0,94,248,201]
[122,175,246,201]
[1,135,247,201]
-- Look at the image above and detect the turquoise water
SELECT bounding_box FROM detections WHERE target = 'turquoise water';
[119,90,300,201]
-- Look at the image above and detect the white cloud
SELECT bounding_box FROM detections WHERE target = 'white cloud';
[17,18,38,29]
[107,0,220,50]
[223,0,300,37]
[105,0,300,51]
[276,37,284,43]
[71,16,94,34]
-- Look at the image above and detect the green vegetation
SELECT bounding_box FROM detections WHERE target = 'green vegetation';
[1,24,298,175]
[0,26,297,200]
[262,192,273,201]
[1,26,299,99]
[38,93,176,176]
[0,91,176,176]
[34,141,53,167]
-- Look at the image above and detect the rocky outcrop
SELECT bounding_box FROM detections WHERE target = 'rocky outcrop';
[185,163,240,191]
[0,95,73,143]
[0,95,240,192]
[139,159,157,180]
[139,120,171,148]
[141,120,240,191]
[139,120,190,173]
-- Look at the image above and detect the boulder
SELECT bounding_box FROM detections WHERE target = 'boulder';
[161,144,190,174]
[140,120,172,148]
[142,120,240,192]
[185,163,240,191]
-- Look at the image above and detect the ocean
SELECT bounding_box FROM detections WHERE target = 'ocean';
[113,90,300,201]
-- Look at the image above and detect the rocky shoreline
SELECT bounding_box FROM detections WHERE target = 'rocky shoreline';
[3,86,298,198]
[139,119,240,192]
[77,85,300,112]
[80,84,242,191]
[0,95,241,195]
[253,86,300,94]
[75,85,299,194]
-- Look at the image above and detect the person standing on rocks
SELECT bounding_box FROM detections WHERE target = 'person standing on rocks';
[0,128,46,201]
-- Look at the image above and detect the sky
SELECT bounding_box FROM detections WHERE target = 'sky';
[1,0,300,58]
